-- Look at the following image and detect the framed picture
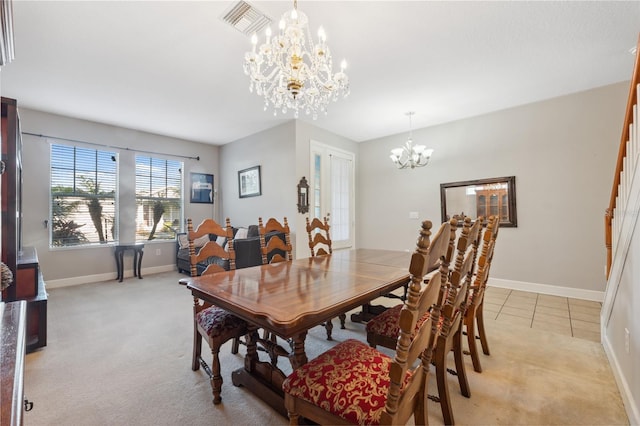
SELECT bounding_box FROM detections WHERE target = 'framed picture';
[190,173,214,204]
[238,165,261,198]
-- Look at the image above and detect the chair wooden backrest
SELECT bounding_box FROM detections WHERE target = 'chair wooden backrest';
[451,216,483,310]
[187,217,235,276]
[305,216,332,257]
[258,217,292,264]
[380,220,450,424]
[468,215,500,310]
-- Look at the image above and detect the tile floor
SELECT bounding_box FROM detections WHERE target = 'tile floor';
[483,286,602,342]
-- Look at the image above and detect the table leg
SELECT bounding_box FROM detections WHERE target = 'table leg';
[133,251,138,277]
[115,249,124,282]
[137,248,143,279]
[231,327,304,418]
[289,331,308,370]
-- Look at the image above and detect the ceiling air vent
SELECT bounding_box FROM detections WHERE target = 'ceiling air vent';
[221,1,272,36]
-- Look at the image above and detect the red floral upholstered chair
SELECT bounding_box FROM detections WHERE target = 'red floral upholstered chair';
[187,218,248,405]
[282,220,450,425]
[464,215,500,373]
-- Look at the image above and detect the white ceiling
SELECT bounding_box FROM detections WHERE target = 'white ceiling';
[1,1,639,145]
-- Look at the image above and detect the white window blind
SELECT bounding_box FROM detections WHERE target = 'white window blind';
[50,144,117,247]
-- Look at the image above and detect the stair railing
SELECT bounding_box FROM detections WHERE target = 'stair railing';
[605,34,640,279]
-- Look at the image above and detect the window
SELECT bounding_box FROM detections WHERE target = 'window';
[135,156,182,241]
[50,144,117,247]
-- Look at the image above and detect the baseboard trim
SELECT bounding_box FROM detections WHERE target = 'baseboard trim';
[488,277,604,302]
[46,265,176,289]
[602,331,640,425]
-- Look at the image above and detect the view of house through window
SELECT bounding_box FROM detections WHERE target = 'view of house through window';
[135,156,183,241]
[49,143,117,247]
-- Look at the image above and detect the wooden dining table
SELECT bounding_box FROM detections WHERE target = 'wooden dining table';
[185,248,411,416]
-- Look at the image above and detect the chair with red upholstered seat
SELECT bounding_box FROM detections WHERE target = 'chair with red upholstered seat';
[187,218,248,405]
[283,220,451,425]
[366,216,482,425]
[464,215,500,372]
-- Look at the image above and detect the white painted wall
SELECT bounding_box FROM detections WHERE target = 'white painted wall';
[19,108,219,284]
[357,82,627,295]
[219,121,297,244]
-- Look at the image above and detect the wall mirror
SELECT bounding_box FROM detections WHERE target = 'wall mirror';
[440,176,517,227]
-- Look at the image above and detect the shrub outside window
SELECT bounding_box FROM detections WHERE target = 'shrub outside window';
[135,156,182,241]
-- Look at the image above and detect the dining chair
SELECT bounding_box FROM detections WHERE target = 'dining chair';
[365,217,459,350]
[305,215,345,340]
[282,220,451,425]
[186,218,248,405]
[306,215,332,256]
[258,216,293,264]
[464,215,500,372]
[258,217,293,345]
[366,216,481,425]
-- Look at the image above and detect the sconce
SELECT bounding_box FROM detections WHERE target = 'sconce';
[297,176,309,214]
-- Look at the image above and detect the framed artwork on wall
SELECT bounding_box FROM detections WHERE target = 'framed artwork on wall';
[190,172,214,204]
[238,165,261,198]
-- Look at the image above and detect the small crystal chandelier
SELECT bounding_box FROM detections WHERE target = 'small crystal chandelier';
[389,112,434,169]
[243,0,349,119]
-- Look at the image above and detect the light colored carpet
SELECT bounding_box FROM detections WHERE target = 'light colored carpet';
[23,271,628,425]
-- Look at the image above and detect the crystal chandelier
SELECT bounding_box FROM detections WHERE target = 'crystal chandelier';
[243,0,349,119]
[389,112,434,169]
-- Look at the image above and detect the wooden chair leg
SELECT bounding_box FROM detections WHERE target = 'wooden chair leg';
[465,312,483,373]
[210,346,223,405]
[324,319,334,341]
[435,343,455,426]
[338,313,346,329]
[288,411,300,425]
[415,385,429,426]
[192,324,202,371]
[453,329,471,398]
[477,302,490,355]
[231,336,240,354]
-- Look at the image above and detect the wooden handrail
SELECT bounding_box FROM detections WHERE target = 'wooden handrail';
[606,34,640,279]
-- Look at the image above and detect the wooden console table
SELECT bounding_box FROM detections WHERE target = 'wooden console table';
[114,243,144,282]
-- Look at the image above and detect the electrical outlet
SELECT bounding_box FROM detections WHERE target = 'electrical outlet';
[625,328,630,354]
[155,248,161,256]
[409,211,419,219]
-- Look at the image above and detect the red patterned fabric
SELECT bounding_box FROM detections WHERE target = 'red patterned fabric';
[282,339,412,425]
[366,304,431,340]
[196,306,247,338]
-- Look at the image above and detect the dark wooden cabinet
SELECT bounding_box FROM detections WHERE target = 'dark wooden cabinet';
[0,300,27,426]
[1,97,47,352]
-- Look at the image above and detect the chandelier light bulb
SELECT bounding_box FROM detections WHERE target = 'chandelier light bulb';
[243,0,350,119]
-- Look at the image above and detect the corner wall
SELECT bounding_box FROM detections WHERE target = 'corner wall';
[357,82,628,295]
